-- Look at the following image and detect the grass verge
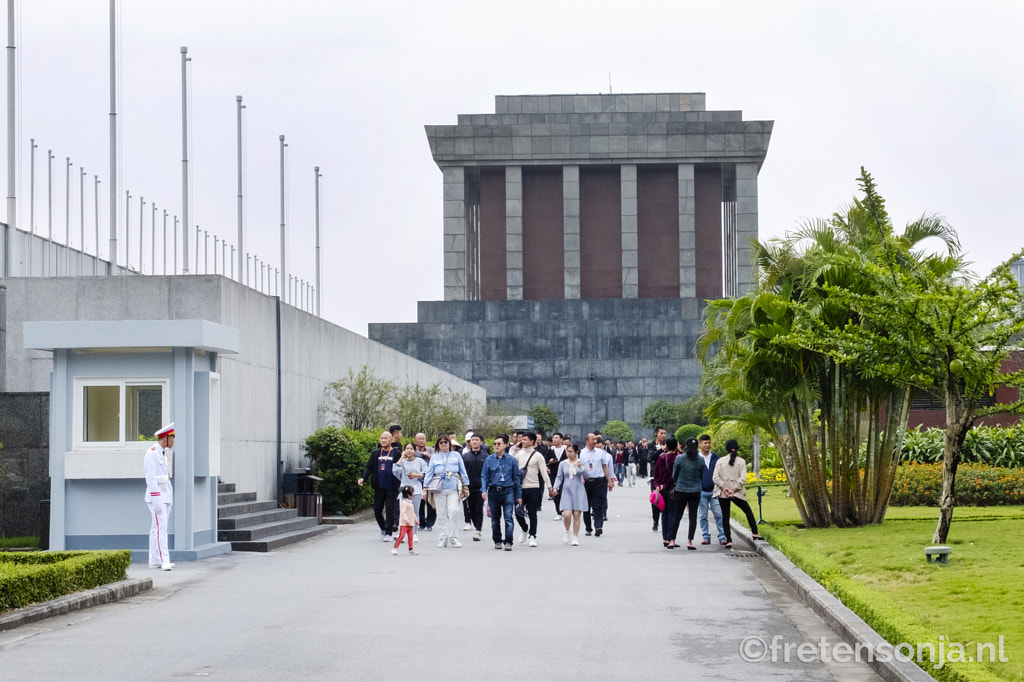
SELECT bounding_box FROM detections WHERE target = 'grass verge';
[0,537,41,550]
[753,494,1023,681]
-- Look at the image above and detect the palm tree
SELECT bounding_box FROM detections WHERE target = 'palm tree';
[698,169,963,528]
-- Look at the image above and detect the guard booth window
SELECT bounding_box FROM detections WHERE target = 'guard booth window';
[84,385,119,442]
[78,380,168,447]
[125,385,163,443]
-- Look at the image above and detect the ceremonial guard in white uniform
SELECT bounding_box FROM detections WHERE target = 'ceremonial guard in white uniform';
[145,423,175,570]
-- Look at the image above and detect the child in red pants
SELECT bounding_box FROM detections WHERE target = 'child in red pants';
[392,486,419,555]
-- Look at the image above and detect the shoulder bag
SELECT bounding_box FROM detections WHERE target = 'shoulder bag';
[424,455,447,493]
[518,451,537,485]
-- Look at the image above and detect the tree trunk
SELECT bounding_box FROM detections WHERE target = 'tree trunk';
[933,430,959,544]
[933,382,970,544]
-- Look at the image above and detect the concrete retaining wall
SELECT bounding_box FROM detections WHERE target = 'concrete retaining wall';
[1,276,485,501]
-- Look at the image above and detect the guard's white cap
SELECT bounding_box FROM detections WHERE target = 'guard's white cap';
[155,422,175,438]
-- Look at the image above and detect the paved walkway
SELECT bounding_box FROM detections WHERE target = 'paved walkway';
[0,484,881,681]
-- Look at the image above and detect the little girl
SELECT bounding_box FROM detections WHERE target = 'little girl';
[392,486,419,555]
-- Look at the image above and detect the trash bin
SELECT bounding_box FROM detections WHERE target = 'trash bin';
[295,474,324,523]
[282,468,311,496]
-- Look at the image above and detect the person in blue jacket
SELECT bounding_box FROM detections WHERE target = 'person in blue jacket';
[480,435,521,550]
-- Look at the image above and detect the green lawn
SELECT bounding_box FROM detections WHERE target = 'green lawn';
[0,537,40,550]
[749,486,1023,681]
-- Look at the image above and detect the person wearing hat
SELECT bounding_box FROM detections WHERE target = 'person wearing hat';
[145,423,175,570]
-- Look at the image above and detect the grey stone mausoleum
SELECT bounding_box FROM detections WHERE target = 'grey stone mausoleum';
[370,93,772,437]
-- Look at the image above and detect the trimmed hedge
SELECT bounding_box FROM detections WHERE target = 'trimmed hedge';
[891,463,1024,507]
[760,527,1003,682]
[302,427,377,515]
[0,550,132,613]
[743,464,1024,506]
[673,424,703,443]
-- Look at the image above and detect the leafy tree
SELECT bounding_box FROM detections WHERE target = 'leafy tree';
[640,400,687,434]
[641,396,719,434]
[678,396,713,426]
[396,382,479,439]
[707,421,753,462]
[698,169,963,528]
[323,365,484,439]
[323,366,396,430]
[601,420,633,442]
[473,403,517,440]
[804,252,1024,541]
[527,404,561,437]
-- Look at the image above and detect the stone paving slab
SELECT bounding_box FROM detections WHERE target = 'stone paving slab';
[0,485,886,680]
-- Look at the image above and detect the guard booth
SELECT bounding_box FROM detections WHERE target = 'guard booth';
[23,319,239,562]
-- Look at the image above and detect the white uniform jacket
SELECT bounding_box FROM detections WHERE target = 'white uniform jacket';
[144,443,174,506]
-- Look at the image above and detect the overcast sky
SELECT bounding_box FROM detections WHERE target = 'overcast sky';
[6,1,1023,333]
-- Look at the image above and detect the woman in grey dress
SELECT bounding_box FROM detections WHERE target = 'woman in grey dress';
[553,442,589,546]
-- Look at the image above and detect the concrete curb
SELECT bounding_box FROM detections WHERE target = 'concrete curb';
[321,508,375,525]
[0,577,153,632]
[731,520,935,682]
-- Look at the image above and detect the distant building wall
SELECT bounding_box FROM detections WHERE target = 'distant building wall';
[427,93,772,302]
[370,298,705,438]
[637,165,680,298]
[2,276,485,502]
[907,353,1022,430]
[0,392,49,541]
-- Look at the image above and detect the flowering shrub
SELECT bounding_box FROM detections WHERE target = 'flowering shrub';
[890,463,1024,506]
[747,467,787,485]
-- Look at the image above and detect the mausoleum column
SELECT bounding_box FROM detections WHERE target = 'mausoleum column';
[678,163,696,298]
[736,162,759,296]
[563,165,580,299]
[621,164,638,298]
[442,166,467,301]
[505,166,523,300]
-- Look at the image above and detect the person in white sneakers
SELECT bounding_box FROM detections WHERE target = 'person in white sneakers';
[513,431,556,547]
[553,442,588,546]
[546,432,567,520]
[422,435,470,548]
[144,423,175,570]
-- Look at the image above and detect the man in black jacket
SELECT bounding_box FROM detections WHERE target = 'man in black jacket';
[546,433,567,518]
[461,433,489,541]
[637,438,650,477]
[357,431,401,541]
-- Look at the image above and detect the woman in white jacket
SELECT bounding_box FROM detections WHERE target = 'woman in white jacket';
[422,436,470,548]
[712,439,763,548]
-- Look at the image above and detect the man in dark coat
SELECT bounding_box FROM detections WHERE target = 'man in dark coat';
[358,431,401,540]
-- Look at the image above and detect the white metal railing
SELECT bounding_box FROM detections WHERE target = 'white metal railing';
[0,222,318,313]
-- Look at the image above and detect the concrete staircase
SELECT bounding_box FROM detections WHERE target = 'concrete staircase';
[217,483,332,552]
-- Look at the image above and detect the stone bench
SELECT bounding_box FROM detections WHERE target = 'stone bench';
[925,545,952,564]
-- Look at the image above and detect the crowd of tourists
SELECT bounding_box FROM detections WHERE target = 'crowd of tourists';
[357,424,761,556]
